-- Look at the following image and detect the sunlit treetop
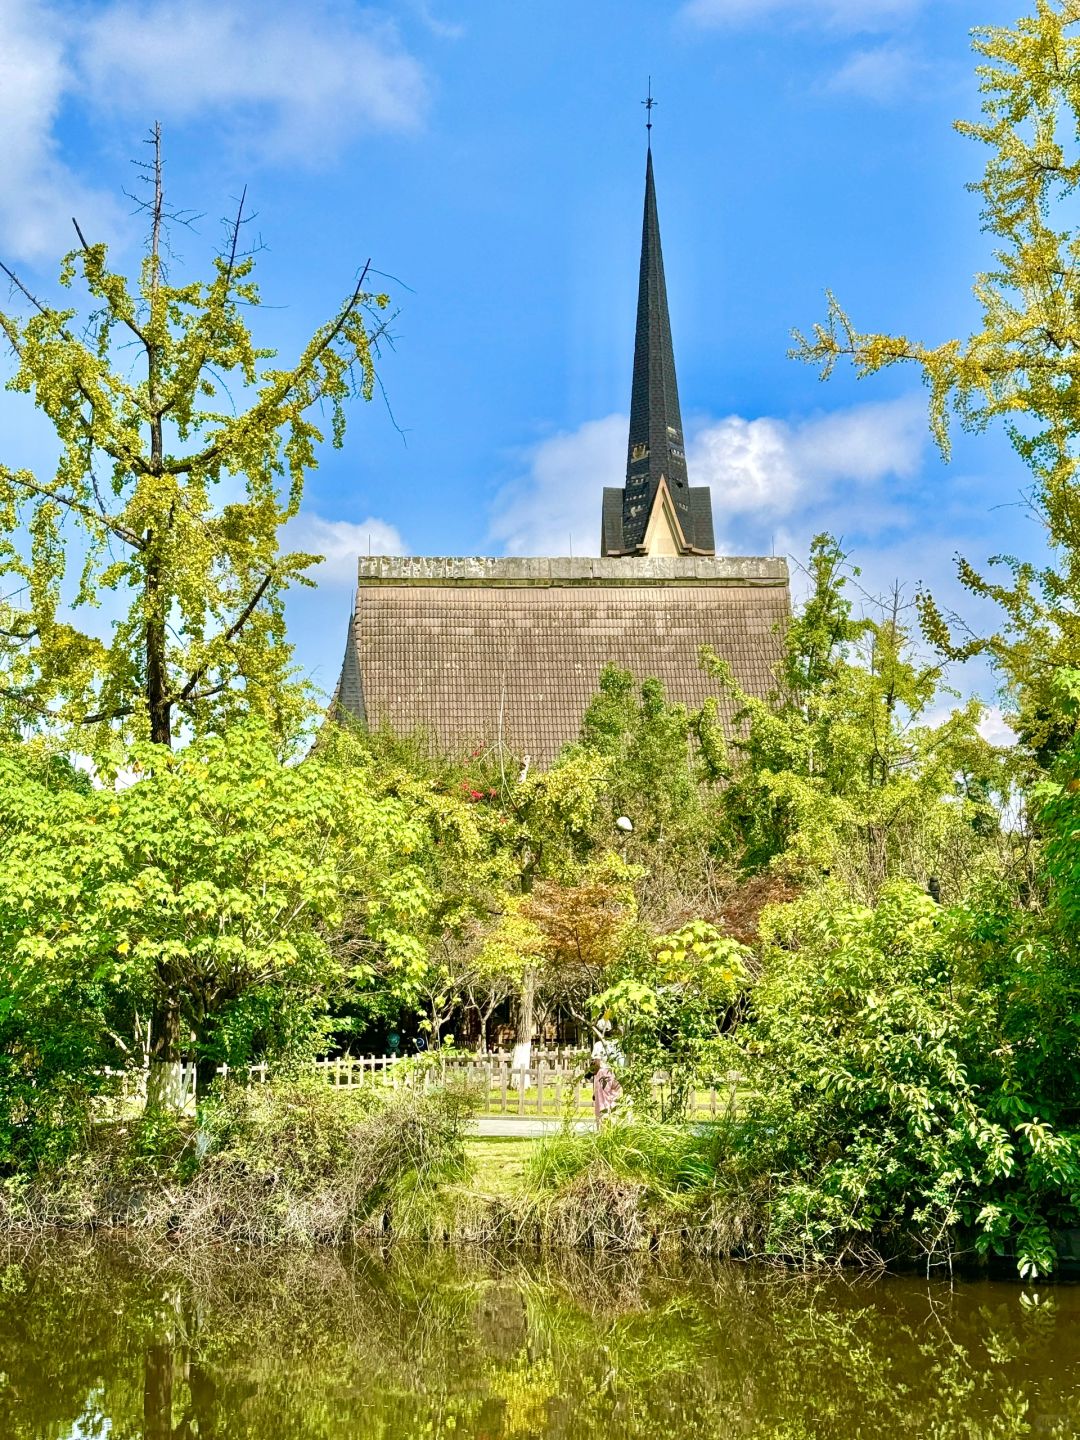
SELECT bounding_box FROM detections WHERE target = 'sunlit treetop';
[0,125,391,759]
[795,1,1080,759]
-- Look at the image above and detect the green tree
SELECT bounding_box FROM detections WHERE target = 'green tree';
[704,535,1004,898]
[320,724,521,1046]
[794,1,1080,759]
[577,665,706,849]
[594,919,749,1120]
[0,127,388,756]
[0,724,433,1113]
[720,879,1080,1277]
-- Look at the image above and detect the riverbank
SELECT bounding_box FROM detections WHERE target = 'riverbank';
[0,1079,1064,1275]
[0,1122,744,1259]
[0,1079,760,1258]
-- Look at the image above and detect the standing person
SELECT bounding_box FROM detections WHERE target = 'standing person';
[590,1020,623,1129]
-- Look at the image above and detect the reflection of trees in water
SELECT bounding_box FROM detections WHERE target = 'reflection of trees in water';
[0,1240,1078,1439]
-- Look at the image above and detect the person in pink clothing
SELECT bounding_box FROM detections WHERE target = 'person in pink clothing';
[589,1022,623,1128]
[590,1058,622,1128]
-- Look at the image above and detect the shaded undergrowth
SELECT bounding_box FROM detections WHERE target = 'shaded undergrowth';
[0,1077,475,1244]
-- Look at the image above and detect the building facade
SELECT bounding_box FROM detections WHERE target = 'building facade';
[333,144,789,763]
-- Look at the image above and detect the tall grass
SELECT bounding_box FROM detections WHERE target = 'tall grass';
[528,1122,717,1194]
[0,1076,477,1244]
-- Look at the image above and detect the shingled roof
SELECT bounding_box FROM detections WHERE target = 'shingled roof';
[333,555,789,766]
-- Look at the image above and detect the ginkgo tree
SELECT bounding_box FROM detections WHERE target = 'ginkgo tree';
[795,0,1080,761]
[703,535,1006,900]
[0,126,389,757]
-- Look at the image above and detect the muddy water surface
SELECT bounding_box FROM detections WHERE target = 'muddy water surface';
[1,1240,1079,1438]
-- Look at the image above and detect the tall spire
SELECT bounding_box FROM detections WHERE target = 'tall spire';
[599,122,716,558]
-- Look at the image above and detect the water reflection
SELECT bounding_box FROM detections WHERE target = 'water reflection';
[0,1239,1077,1438]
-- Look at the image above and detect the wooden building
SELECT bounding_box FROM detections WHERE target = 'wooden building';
[333,143,789,762]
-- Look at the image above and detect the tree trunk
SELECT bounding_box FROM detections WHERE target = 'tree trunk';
[144,128,171,750]
[517,967,536,1047]
[143,1341,174,1440]
[195,1052,219,1103]
[145,557,172,747]
[188,1360,220,1434]
[146,991,183,1113]
[480,1002,498,1054]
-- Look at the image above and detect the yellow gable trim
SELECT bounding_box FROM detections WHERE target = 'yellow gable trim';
[641,476,688,556]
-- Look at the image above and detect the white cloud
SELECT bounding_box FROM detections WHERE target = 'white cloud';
[827,44,921,102]
[79,1,429,159]
[283,512,408,586]
[488,396,927,559]
[0,0,428,261]
[690,394,927,521]
[0,1,118,261]
[978,705,1018,747]
[681,0,924,31]
[407,0,465,40]
[489,414,625,557]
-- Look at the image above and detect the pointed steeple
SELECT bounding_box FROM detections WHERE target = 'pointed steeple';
[623,146,691,549]
[601,141,715,557]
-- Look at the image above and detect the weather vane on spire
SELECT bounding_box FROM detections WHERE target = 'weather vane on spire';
[642,77,657,146]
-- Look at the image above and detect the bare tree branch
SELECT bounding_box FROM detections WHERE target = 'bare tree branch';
[81,703,136,725]
[175,571,274,705]
[4,470,145,550]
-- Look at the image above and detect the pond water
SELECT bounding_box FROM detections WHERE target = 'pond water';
[2,1240,1079,1439]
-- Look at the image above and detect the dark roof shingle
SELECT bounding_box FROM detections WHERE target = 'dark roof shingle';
[333,555,789,765]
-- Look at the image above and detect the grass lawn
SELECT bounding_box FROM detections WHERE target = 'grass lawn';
[465,1137,537,1197]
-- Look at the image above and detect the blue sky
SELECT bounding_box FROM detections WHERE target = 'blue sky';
[0,0,1035,726]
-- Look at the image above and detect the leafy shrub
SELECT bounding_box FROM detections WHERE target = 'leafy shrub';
[176,1077,478,1242]
[592,921,749,1120]
[717,882,1080,1276]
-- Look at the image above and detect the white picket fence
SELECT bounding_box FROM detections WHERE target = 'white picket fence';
[311,1052,601,1117]
[109,1050,738,1118]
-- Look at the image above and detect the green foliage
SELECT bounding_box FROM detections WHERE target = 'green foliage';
[794,2,1080,756]
[0,137,389,755]
[0,742,126,1169]
[194,1075,472,1211]
[704,534,1006,898]
[186,1074,474,1242]
[0,721,438,1124]
[528,1120,716,1194]
[578,667,702,842]
[6,1077,476,1243]
[594,920,748,1119]
[718,882,1080,1277]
